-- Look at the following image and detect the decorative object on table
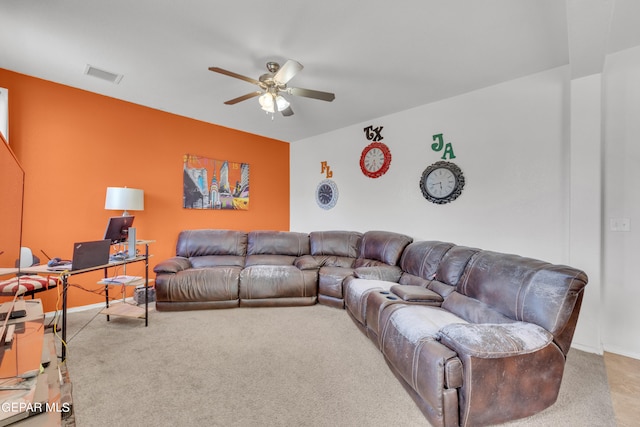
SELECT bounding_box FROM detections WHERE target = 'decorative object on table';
[419,160,465,204]
[208,59,335,118]
[183,154,249,210]
[104,187,144,216]
[316,161,338,210]
[360,125,391,178]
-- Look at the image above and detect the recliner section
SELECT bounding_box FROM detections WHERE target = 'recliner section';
[240,230,317,307]
[154,229,247,310]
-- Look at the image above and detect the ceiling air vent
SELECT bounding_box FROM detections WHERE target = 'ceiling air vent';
[84,65,123,84]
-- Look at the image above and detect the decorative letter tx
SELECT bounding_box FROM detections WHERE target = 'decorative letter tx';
[364,125,384,141]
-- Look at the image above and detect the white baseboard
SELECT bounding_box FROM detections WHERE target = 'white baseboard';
[44,298,135,319]
[571,342,602,355]
[602,344,640,361]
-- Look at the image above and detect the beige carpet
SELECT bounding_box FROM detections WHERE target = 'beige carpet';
[60,304,616,426]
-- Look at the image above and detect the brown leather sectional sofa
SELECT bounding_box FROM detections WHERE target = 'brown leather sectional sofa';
[153,229,588,427]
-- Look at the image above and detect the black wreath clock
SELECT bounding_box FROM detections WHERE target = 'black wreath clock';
[419,161,465,204]
[316,179,339,210]
[360,142,392,178]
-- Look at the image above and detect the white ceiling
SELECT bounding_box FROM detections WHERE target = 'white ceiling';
[1,0,639,143]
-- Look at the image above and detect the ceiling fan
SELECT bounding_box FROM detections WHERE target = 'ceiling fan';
[208,60,335,117]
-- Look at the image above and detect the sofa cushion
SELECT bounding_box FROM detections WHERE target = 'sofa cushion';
[398,272,430,288]
[428,280,457,298]
[382,305,468,346]
[310,230,362,258]
[354,258,389,268]
[313,255,357,268]
[344,278,394,325]
[247,231,310,256]
[379,304,467,412]
[438,322,553,358]
[354,265,402,282]
[435,245,480,286]
[318,266,355,299]
[293,255,320,270]
[456,251,588,345]
[155,267,241,303]
[442,291,514,325]
[176,229,247,257]
[190,255,245,268]
[357,231,413,266]
[240,265,317,299]
[399,241,455,280]
[245,254,296,266]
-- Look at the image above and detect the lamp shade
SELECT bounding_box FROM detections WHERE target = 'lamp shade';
[105,187,144,215]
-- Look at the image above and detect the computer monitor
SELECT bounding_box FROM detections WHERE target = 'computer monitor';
[103,216,135,244]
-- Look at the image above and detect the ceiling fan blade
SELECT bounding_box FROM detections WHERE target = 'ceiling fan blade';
[274,60,303,85]
[224,91,262,105]
[287,87,335,102]
[209,67,262,86]
[281,106,294,117]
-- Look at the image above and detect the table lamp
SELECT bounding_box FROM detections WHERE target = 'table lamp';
[104,187,144,216]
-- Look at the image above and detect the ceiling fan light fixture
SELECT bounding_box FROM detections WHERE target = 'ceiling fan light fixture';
[276,95,290,111]
[258,93,272,111]
[258,93,289,113]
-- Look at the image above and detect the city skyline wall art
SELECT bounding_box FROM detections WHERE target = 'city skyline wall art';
[183,154,249,210]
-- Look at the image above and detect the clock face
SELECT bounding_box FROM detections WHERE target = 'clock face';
[318,184,333,204]
[419,161,465,204]
[360,142,391,178]
[364,148,384,172]
[425,168,456,198]
[316,179,339,209]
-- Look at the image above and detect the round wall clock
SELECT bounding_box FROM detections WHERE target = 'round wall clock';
[316,179,339,210]
[360,142,392,178]
[419,161,465,204]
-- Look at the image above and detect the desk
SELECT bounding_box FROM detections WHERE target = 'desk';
[21,240,153,361]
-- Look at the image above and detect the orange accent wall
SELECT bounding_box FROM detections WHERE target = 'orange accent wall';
[0,69,290,313]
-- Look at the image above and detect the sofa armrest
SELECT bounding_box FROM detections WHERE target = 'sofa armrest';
[153,256,192,274]
[436,322,564,426]
[294,255,320,270]
[438,322,553,358]
[390,284,443,304]
[354,265,402,282]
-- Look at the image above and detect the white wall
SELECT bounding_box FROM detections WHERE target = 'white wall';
[603,45,640,359]
[567,74,603,354]
[291,66,604,353]
[292,66,571,261]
